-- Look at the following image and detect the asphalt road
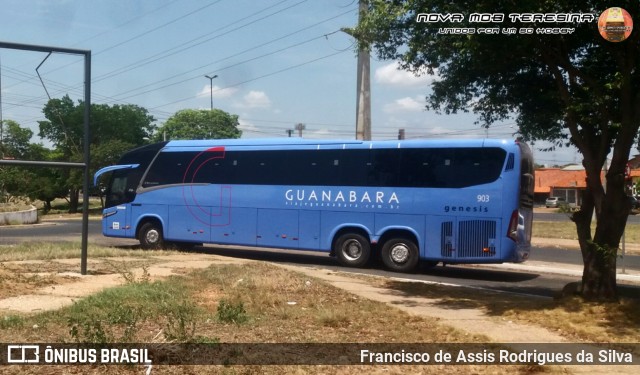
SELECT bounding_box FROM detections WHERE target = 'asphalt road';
[1,216,638,299]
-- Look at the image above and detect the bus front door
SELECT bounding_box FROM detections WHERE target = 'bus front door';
[102,205,132,238]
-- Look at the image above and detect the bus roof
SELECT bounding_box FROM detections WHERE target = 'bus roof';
[162,138,519,151]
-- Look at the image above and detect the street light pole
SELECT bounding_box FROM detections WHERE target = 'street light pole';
[204,74,218,110]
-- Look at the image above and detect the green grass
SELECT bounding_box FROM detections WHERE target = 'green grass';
[63,276,204,343]
[0,315,25,329]
[533,221,640,243]
[0,241,179,262]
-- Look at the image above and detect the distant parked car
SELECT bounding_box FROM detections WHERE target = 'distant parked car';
[545,197,567,208]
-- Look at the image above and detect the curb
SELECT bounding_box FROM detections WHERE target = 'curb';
[475,261,640,284]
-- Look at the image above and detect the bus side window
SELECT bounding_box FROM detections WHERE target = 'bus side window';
[399,149,434,187]
[370,149,399,187]
[299,150,342,186]
[431,149,456,187]
[340,149,371,187]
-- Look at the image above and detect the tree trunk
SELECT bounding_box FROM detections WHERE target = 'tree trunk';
[68,188,80,214]
[574,166,629,301]
[580,237,618,301]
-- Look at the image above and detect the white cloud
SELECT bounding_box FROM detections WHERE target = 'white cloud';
[237,117,260,135]
[238,90,272,109]
[383,96,424,113]
[375,62,434,87]
[198,85,238,99]
[306,128,333,139]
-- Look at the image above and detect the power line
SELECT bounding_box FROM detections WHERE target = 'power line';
[0,0,209,90]
[92,0,309,83]
[0,0,331,112]
[22,0,225,80]
[149,48,349,111]
[3,27,352,123]
[0,1,298,99]
[108,10,355,101]
[92,0,226,58]
[119,31,349,102]
[70,0,182,49]
[0,2,436,150]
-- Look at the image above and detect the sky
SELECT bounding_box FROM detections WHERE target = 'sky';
[0,0,583,166]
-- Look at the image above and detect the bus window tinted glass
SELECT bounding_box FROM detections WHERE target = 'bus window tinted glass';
[143,152,198,187]
[140,147,505,188]
[399,148,506,188]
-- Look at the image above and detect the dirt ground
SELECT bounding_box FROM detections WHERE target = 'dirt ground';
[1,252,639,374]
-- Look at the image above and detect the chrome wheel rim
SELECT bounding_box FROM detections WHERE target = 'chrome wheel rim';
[342,239,362,261]
[146,229,160,244]
[390,243,410,264]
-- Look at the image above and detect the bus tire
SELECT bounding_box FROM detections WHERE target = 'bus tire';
[139,222,165,250]
[334,233,371,268]
[381,237,419,273]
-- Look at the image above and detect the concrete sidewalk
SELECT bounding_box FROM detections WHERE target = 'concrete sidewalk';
[482,259,640,285]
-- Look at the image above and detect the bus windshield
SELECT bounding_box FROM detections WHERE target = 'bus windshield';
[101,142,167,208]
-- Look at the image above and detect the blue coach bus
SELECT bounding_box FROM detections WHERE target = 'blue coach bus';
[94,138,534,273]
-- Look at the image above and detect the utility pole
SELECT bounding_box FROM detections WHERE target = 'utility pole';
[295,123,306,138]
[398,129,405,140]
[355,0,371,141]
[342,0,371,141]
[204,74,218,110]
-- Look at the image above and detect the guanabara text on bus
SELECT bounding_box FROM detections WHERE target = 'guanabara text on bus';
[94,138,534,273]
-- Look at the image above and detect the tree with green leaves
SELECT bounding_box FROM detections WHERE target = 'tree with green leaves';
[23,146,68,212]
[0,120,36,203]
[154,109,242,141]
[38,95,156,212]
[0,120,33,159]
[0,121,66,208]
[357,0,640,300]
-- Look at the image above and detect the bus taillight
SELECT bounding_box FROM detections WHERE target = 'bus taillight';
[507,209,518,242]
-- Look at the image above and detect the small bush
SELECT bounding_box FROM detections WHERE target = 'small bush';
[0,315,25,329]
[217,299,248,324]
[163,300,200,341]
[68,317,109,344]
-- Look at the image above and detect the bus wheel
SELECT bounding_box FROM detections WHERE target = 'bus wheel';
[334,233,371,268]
[139,222,165,250]
[381,237,419,273]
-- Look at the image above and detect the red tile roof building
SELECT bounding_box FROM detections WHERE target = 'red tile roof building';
[535,168,587,194]
[534,168,623,206]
